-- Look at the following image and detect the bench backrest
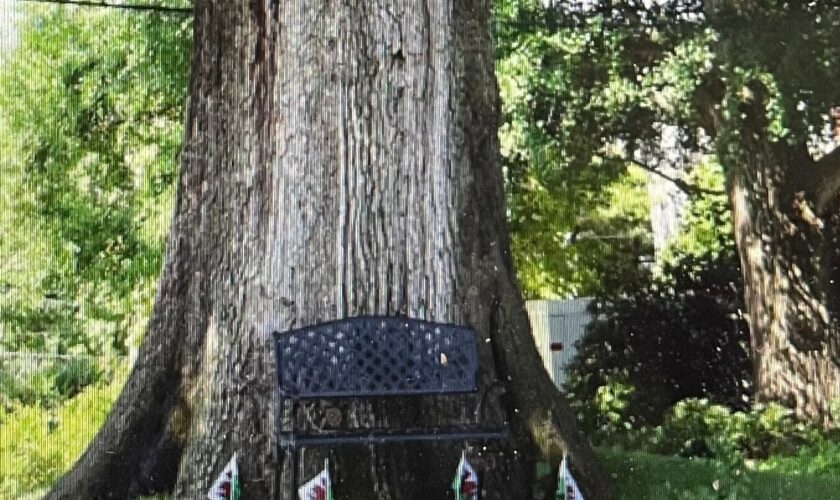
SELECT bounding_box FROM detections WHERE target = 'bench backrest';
[272,316,479,399]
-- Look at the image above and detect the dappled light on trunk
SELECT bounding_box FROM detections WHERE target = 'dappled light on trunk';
[729,142,840,427]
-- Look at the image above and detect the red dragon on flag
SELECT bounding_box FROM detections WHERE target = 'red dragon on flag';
[452,451,480,500]
[298,460,334,500]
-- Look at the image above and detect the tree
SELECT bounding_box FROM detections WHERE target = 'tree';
[0,5,190,358]
[564,161,752,438]
[567,240,751,433]
[496,0,840,426]
[495,0,656,299]
[48,1,612,498]
[705,1,840,427]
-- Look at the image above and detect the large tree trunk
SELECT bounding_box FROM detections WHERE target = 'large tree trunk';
[47,1,612,499]
[728,137,840,426]
[705,0,840,427]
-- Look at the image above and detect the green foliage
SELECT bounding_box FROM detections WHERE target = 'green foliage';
[592,377,636,436]
[565,246,751,434]
[649,399,823,460]
[52,357,102,399]
[759,440,840,477]
[495,0,840,299]
[0,364,57,408]
[0,355,117,409]
[661,160,730,261]
[582,396,831,478]
[494,4,659,298]
[0,5,190,356]
[703,438,751,500]
[711,3,840,147]
[0,365,127,498]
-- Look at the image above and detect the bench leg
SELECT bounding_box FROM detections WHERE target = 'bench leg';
[290,448,298,500]
[289,398,298,500]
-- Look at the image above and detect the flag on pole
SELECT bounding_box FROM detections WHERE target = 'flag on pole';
[556,455,584,500]
[207,453,240,500]
[298,459,334,500]
[451,451,479,500]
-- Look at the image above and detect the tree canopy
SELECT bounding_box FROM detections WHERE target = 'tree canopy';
[495,0,840,291]
[495,0,840,423]
[0,5,190,357]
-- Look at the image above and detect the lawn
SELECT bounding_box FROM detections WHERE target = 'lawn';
[18,447,840,498]
[599,448,840,499]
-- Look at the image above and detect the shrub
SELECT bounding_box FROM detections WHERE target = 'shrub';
[0,362,59,408]
[595,398,827,464]
[652,399,822,459]
[565,247,752,432]
[759,440,840,477]
[0,355,112,409]
[0,365,126,498]
[53,357,101,399]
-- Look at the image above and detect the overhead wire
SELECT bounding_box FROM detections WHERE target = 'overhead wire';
[14,0,192,14]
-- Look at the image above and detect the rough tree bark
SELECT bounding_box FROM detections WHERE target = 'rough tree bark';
[728,136,840,427]
[47,1,612,499]
[700,1,840,427]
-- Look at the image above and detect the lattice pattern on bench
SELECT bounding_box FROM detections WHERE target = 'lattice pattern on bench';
[272,316,507,496]
[273,316,479,398]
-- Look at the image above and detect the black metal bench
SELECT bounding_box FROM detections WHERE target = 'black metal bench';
[272,316,508,492]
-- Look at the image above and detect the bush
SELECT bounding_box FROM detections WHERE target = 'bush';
[0,364,126,498]
[565,247,752,432]
[597,447,840,500]
[0,355,111,409]
[0,362,59,408]
[53,357,101,399]
[593,397,828,466]
[759,440,840,477]
[651,399,822,460]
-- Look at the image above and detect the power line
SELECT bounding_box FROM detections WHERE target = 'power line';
[15,0,192,14]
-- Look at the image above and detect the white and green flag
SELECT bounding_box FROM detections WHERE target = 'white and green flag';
[451,451,479,500]
[298,460,333,500]
[207,452,240,500]
[556,455,583,500]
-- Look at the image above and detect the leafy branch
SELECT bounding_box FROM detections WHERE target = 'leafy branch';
[602,154,726,197]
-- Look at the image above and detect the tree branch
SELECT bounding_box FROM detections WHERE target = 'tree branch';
[812,145,840,213]
[603,154,726,197]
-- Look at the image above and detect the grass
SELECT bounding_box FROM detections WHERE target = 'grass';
[45,450,840,499]
[598,447,840,499]
[13,439,840,498]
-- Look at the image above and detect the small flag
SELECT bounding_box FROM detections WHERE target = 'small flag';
[207,453,240,500]
[451,451,479,500]
[556,455,583,500]
[298,459,334,500]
